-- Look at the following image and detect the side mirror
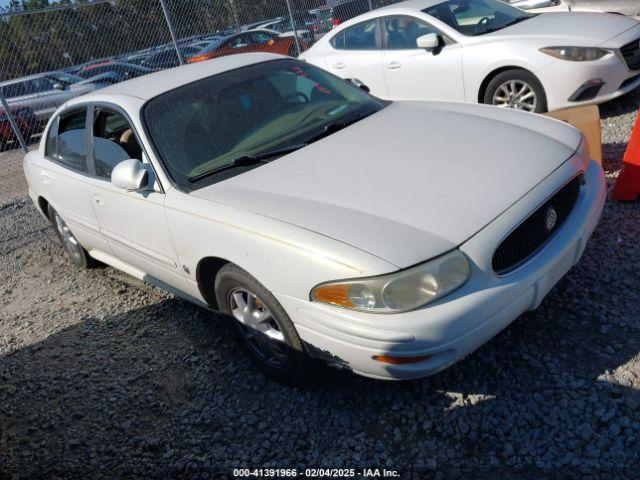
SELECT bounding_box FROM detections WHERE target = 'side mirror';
[348,78,370,93]
[111,159,148,191]
[416,33,440,51]
[52,82,65,91]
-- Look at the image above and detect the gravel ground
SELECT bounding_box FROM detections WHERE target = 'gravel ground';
[1,93,640,479]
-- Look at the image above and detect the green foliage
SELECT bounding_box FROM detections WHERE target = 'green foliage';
[0,0,237,81]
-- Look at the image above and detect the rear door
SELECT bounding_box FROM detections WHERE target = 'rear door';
[380,16,464,102]
[322,19,388,97]
[34,106,108,252]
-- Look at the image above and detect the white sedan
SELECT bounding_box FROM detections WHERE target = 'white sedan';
[505,0,640,17]
[24,53,605,384]
[299,0,640,112]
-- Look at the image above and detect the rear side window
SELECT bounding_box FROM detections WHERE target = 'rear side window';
[333,20,377,50]
[1,82,27,98]
[56,109,88,172]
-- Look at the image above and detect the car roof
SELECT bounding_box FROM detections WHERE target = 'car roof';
[377,0,444,12]
[72,53,284,103]
[0,71,63,86]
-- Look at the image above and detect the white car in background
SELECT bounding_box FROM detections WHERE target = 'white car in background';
[256,18,316,45]
[505,0,640,17]
[299,0,640,112]
[24,54,605,384]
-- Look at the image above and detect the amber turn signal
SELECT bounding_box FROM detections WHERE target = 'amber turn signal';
[372,355,431,365]
[312,284,354,309]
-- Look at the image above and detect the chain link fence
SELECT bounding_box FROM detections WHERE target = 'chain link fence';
[0,0,401,158]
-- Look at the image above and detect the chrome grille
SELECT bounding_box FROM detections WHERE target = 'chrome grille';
[492,175,582,275]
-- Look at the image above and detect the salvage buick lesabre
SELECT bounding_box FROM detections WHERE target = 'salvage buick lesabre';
[24,53,606,384]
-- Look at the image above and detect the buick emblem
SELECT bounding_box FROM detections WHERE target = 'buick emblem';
[545,206,558,232]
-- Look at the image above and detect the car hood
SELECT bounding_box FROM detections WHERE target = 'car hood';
[485,12,640,46]
[190,102,581,268]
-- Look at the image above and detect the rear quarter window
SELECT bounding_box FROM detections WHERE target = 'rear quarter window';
[330,32,346,49]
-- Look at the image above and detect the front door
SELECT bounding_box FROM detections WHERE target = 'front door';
[83,105,184,287]
[381,16,464,102]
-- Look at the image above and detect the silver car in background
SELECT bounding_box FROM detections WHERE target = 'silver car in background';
[0,71,108,123]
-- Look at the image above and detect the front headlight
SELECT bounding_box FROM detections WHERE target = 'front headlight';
[310,250,470,313]
[540,47,611,62]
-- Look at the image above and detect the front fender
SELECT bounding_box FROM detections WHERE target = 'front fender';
[164,188,397,303]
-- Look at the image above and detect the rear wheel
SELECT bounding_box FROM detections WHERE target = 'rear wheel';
[484,69,547,113]
[48,205,97,269]
[215,264,309,386]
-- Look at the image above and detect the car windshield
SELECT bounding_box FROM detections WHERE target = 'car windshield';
[143,58,386,190]
[423,0,534,36]
[50,72,82,84]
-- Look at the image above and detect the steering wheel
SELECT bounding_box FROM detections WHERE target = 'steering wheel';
[282,91,310,104]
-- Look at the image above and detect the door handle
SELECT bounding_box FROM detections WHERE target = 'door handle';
[387,61,401,70]
[93,196,106,207]
[333,62,346,70]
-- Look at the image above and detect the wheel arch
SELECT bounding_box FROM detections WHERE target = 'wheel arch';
[196,256,231,309]
[478,66,540,103]
[37,196,51,221]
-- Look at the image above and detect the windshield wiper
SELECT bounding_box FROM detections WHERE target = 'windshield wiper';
[188,109,377,183]
[188,143,307,183]
[301,110,376,145]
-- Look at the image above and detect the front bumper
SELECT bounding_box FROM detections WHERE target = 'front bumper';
[540,52,640,110]
[277,159,606,380]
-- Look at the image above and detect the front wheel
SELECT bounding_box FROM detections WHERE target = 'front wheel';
[215,264,310,386]
[483,69,547,113]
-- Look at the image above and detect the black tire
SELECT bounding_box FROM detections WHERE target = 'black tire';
[483,69,547,113]
[48,204,98,269]
[215,264,309,386]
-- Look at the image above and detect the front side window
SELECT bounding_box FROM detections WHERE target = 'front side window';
[29,77,55,93]
[332,20,378,50]
[384,17,440,49]
[423,0,533,36]
[251,31,276,44]
[55,109,88,172]
[93,109,142,179]
[143,58,385,190]
[227,34,251,48]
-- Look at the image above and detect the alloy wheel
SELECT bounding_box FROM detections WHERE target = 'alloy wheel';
[53,212,82,262]
[492,80,537,112]
[229,288,288,368]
